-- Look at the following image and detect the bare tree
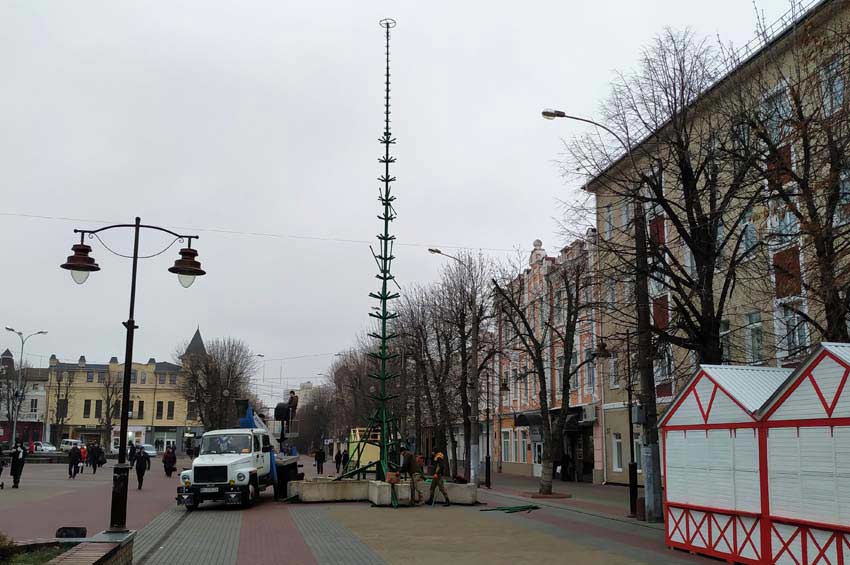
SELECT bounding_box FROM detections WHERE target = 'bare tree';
[50,371,74,444]
[178,337,258,430]
[728,5,850,348]
[99,371,121,447]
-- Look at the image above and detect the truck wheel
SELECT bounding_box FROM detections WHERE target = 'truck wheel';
[242,482,258,508]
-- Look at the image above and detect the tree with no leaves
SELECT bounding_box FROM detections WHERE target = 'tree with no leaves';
[177,337,258,430]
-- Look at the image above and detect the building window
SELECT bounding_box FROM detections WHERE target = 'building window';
[763,88,790,143]
[31,383,39,391]
[584,348,595,393]
[605,277,616,309]
[745,312,764,364]
[169,374,177,385]
[513,430,519,463]
[720,320,732,364]
[501,431,511,463]
[822,56,845,116]
[604,204,614,239]
[137,400,145,420]
[609,353,620,389]
[555,355,564,399]
[86,371,94,383]
[521,376,529,406]
[511,368,518,405]
[554,290,564,324]
[130,371,137,384]
[770,197,798,247]
[57,399,68,419]
[83,399,91,419]
[159,374,166,385]
[834,170,850,227]
[167,401,175,420]
[94,400,102,419]
[520,429,528,464]
[97,372,105,383]
[742,208,758,255]
[779,302,808,358]
[612,432,624,472]
[187,401,198,421]
[140,372,146,384]
[156,401,164,420]
[620,200,631,229]
[128,400,134,418]
[29,398,37,413]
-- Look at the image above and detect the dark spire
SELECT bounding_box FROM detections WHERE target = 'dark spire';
[186,328,206,356]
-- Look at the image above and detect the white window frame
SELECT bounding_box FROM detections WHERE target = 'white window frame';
[501,430,512,463]
[604,204,614,239]
[29,398,37,413]
[520,429,528,464]
[776,299,809,359]
[609,353,619,389]
[745,311,764,364]
[821,56,845,116]
[584,347,595,395]
[612,432,624,472]
[719,319,732,364]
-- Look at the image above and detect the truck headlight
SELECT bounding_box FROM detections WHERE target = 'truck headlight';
[236,472,246,482]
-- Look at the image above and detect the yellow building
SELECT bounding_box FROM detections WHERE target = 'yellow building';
[44,329,206,454]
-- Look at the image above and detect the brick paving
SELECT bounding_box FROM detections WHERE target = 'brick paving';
[0,460,185,541]
[136,505,242,564]
[289,505,385,565]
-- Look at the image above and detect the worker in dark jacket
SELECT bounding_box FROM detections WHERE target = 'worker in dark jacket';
[134,444,151,489]
[10,440,27,488]
[162,446,177,478]
[334,450,343,474]
[128,442,137,467]
[427,450,450,506]
[401,449,424,506]
[314,447,326,475]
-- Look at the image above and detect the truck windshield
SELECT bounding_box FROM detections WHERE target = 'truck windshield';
[200,434,252,455]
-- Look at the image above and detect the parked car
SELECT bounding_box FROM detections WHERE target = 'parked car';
[140,444,157,457]
[33,441,57,452]
[60,439,82,452]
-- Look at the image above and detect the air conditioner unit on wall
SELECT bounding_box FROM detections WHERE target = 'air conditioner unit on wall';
[583,405,597,423]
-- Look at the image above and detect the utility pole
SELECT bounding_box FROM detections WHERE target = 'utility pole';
[633,199,663,523]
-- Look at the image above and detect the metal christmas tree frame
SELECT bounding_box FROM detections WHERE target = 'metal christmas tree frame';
[338,18,402,499]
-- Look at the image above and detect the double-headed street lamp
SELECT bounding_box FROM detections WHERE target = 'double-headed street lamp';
[4,327,48,444]
[60,217,206,532]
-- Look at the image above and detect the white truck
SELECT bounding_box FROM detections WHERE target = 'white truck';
[176,427,277,509]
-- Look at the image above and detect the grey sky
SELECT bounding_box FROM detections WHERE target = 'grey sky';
[0,1,794,405]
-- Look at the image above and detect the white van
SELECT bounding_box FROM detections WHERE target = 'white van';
[60,439,82,452]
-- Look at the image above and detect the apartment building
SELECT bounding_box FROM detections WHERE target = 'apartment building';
[585,0,850,485]
[494,236,604,482]
[45,329,207,452]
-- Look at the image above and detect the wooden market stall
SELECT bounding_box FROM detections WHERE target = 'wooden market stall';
[660,343,850,565]
[660,364,792,564]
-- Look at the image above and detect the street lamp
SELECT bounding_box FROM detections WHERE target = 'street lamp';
[60,217,205,533]
[4,327,48,443]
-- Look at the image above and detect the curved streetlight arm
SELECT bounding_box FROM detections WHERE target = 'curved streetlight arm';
[75,222,199,246]
[541,109,640,176]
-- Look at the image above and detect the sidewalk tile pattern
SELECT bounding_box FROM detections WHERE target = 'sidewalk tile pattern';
[132,507,187,564]
[135,507,241,565]
[290,506,385,565]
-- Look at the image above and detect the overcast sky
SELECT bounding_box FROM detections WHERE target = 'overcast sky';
[0,1,795,405]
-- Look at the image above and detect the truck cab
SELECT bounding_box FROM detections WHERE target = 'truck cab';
[176,428,275,509]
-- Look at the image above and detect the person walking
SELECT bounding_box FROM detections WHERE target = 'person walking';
[314,447,326,475]
[79,444,87,475]
[90,443,101,475]
[341,449,349,472]
[334,449,342,474]
[427,450,450,507]
[128,442,137,467]
[134,444,150,489]
[68,444,81,479]
[401,448,424,506]
[10,440,26,488]
[162,446,177,478]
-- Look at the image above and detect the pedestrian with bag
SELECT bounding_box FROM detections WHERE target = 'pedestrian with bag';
[134,444,150,489]
[334,449,342,474]
[10,440,26,488]
[162,446,177,478]
[427,450,450,507]
[68,444,81,479]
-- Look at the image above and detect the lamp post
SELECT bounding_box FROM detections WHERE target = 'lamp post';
[4,327,48,443]
[60,217,205,532]
[542,107,663,522]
